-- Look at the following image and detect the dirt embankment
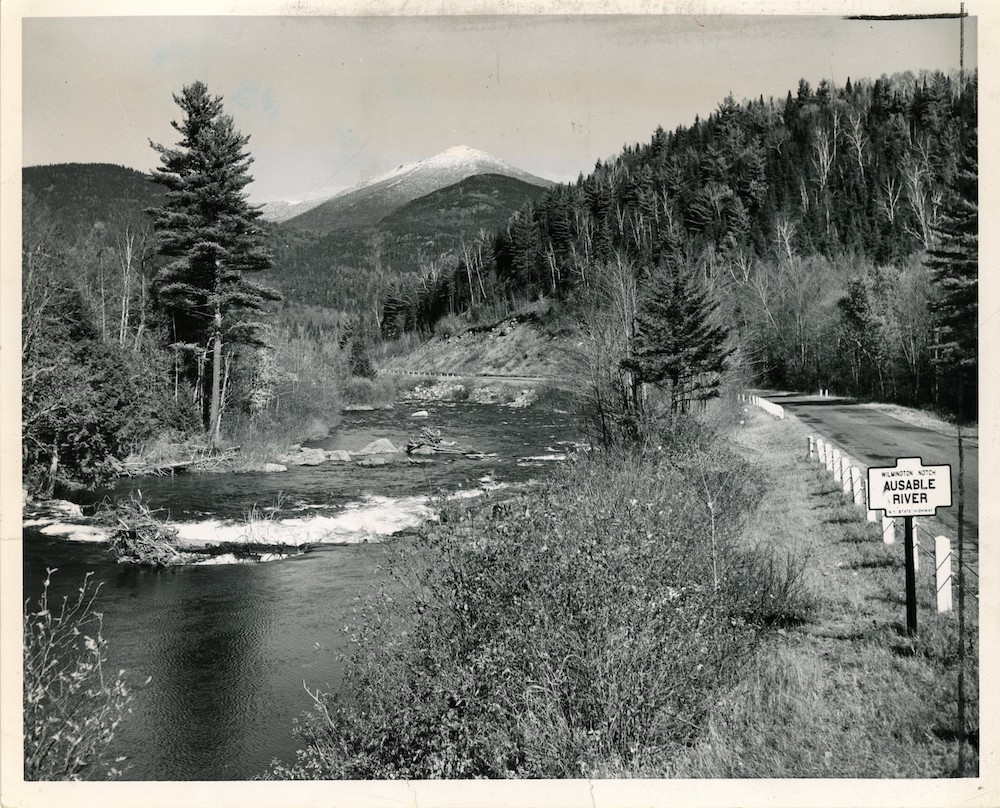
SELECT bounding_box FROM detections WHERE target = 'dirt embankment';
[378,320,570,379]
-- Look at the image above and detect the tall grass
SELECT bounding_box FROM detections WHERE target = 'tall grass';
[272,428,812,779]
[24,571,137,780]
[340,376,397,409]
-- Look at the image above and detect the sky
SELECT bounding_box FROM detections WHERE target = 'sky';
[22,11,975,204]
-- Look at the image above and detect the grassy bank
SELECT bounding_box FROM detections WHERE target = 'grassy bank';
[660,407,978,778]
[271,402,977,779]
[272,409,813,778]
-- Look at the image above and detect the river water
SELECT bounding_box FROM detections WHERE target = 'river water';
[22,402,579,780]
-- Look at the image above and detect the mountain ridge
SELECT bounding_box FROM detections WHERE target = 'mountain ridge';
[282,145,553,235]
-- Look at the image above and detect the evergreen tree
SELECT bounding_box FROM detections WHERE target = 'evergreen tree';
[623,257,732,413]
[148,81,279,446]
[926,129,977,419]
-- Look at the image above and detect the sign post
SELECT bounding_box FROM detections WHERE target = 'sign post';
[867,457,952,636]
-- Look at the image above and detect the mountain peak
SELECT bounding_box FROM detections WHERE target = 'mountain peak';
[434,145,493,161]
[283,146,552,234]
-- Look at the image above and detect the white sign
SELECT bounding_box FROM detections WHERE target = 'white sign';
[867,457,952,517]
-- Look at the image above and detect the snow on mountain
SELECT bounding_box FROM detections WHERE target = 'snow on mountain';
[259,197,327,223]
[282,146,553,234]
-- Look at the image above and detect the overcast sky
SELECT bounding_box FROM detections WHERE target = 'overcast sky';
[22,12,974,203]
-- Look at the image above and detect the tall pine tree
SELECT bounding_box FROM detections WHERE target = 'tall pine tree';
[149,81,279,446]
[623,256,732,414]
[926,129,977,420]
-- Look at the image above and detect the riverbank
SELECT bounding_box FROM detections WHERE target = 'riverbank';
[104,373,561,481]
[273,402,977,779]
[272,404,817,779]
[658,406,978,778]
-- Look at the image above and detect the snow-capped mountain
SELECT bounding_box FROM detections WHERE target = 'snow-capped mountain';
[282,145,553,234]
[258,198,326,223]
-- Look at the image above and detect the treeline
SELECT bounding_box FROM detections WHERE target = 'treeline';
[384,71,978,418]
[21,194,195,493]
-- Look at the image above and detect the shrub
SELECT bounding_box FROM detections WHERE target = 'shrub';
[341,376,396,409]
[24,570,136,780]
[274,439,813,778]
[434,313,466,339]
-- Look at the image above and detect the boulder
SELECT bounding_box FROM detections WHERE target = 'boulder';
[353,438,400,456]
[278,447,328,466]
[411,410,430,418]
[325,450,353,463]
[356,455,392,467]
[260,463,288,473]
[408,445,438,456]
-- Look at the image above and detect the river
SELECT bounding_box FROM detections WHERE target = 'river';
[22,401,579,780]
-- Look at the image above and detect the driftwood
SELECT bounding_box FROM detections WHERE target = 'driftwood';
[114,447,241,477]
[98,492,184,567]
[405,426,485,457]
[182,541,309,560]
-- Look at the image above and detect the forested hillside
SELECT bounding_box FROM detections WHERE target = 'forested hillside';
[22,163,165,237]
[387,71,978,418]
[265,174,548,311]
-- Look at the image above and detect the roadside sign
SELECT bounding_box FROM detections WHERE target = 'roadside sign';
[867,457,952,518]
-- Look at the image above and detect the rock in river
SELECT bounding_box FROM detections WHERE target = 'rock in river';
[353,438,401,457]
[278,447,328,466]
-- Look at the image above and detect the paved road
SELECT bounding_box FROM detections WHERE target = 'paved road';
[760,392,979,546]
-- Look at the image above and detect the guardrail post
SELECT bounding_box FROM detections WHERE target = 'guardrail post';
[935,535,953,613]
[882,515,895,544]
[840,457,852,494]
[865,476,877,521]
[831,447,841,478]
[807,435,814,459]
[849,466,863,506]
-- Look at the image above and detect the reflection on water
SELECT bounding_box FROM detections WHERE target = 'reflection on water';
[23,403,579,779]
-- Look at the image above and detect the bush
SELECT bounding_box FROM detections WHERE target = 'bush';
[434,313,466,339]
[273,439,813,779]
[24,570,136,780]
[341,376,397,409]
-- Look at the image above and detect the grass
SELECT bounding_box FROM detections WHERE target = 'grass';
[340,375,397,409]
[657,407,979,778]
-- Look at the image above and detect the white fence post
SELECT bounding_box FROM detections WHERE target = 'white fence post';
[807,435,815,460]
[830,447,839,476]
[935,535,953,613]
[882,515,895,544]
[850,467,864,506]
[840,457,852,494]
